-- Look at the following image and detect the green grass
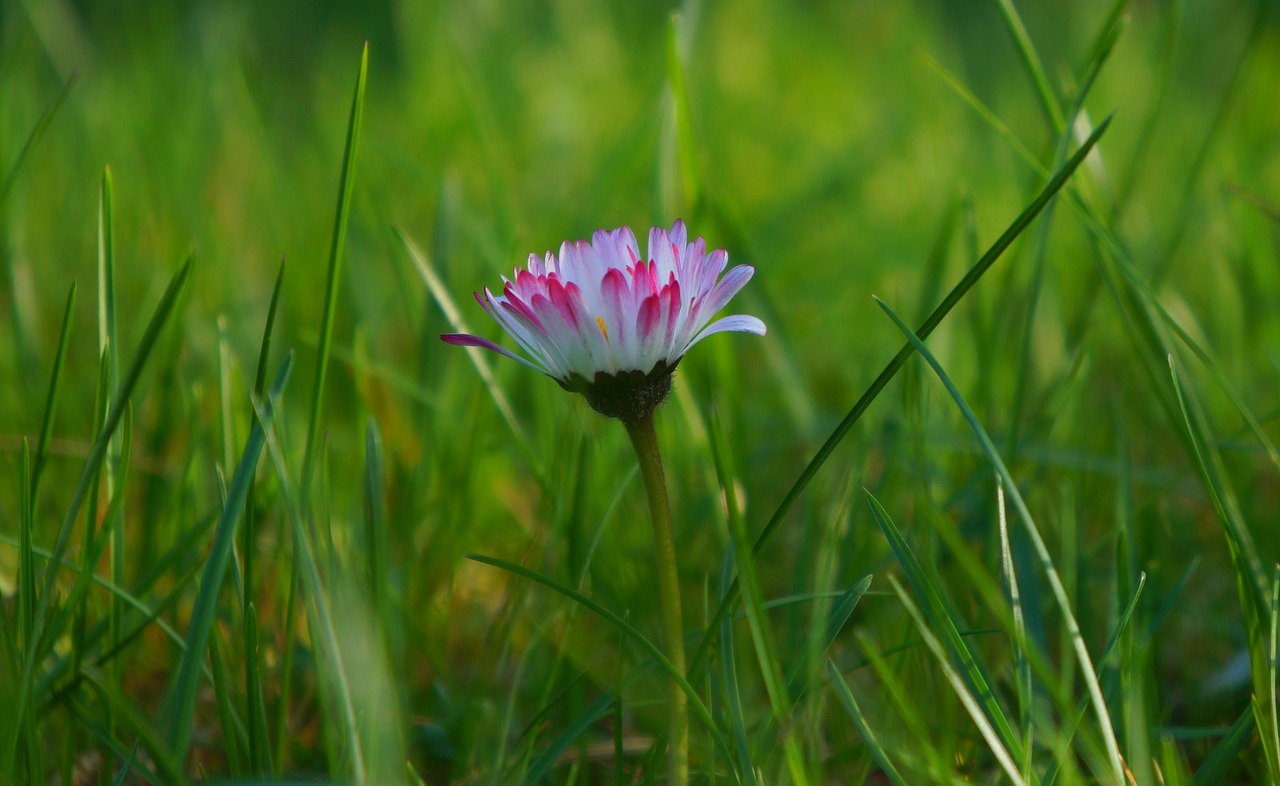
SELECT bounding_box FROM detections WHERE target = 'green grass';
[3,0,1279,783]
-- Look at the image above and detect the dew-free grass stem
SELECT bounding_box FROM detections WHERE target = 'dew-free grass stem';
[622,412,687,786]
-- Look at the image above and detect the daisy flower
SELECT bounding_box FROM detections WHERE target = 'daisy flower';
[442,220,765,420]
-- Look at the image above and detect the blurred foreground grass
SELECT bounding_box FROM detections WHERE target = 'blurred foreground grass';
[2,0,1280,783]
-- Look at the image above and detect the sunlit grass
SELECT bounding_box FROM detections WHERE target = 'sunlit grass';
[2,0,1279,783]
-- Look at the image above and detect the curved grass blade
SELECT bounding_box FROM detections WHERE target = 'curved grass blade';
[707,408,808,784]
[887,576,1028,786]
[301,42,368,502]
[689,117,1111,679]
[826,658,909,786]
[6,257,192,775]
[395,227,541,477]
[1192,707,1254,786]
[466,552,740,782]
[165,352,293,760]
[717,552,759,786]
[874,295,1126,785]
[80,670,184,783]
[994,0,1065,134]
[864,491,1027,771]
[245,258,284,776]
[0,72,76,210]
[31,283,76,498]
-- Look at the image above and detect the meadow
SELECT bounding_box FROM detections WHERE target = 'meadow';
[2,0,1279,783]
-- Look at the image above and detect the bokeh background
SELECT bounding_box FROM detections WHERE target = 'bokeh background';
[3,0,1279,781]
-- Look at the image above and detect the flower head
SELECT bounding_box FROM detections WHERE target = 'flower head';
[442,220,766,420]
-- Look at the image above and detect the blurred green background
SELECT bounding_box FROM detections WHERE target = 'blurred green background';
[3,0,1279,781]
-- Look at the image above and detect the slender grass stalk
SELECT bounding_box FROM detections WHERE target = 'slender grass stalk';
[621,412,687,786]
[689,117,1111,680]
[874,296,1126,785]
[31,283,76,499]
[301,43,367,503]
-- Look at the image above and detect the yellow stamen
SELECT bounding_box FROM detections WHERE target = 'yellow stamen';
[596,316,609,342]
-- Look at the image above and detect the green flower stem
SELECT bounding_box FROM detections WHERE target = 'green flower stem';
[623,411,688,786]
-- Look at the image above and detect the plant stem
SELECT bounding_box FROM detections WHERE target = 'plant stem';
[623,411,688,786]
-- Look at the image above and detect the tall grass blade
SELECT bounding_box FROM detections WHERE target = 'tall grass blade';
[31,282,76,498]
[466,552,740,780]
[717,553,760,786]
[873,295,1126,784]
[0,72,76,210]
[708,408,809,784]
[165,352,293,759]
[396,227,540,474]
[7,256,192,777]
[997,477,1034,778]
[993,0,1065,134]
[1192,707,1254,786]
[864,491,1027,770]
[16,441,42,784]
[826,659,909,786]
[689,117,1111,678]
[888,575,1027,786]
[244,259,284,776]
[301,42,368,502]
[660,11,701,220]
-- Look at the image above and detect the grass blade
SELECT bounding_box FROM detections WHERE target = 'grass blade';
[993,0,1065,134]
[826,658,910,786]
[31,282,76,499]
[689,117,1111,679]
[873,295,1126,784]
[864,491,1026,770]
[466,552,740,782]
[708,407,809,784]
[395,227,540,475]
[6,256,192,777]
[301,42,368,502]
[0,72,76,210]
[887,576,1027,786]
[165,352,293,759]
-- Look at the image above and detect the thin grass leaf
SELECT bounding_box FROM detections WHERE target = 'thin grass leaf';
[395,227,541,476]
[997,477,1034,779]
[709,408,811,784]
[888,575,1027,786]
[0,71,76,210]
[6,256,192,777]
[165,352,293,760]
[1192,707,1254,786]
[660,11,701,220]
[690,117,1111,679]
[301,42,367,502]
[16,441,42,784]
[852,630,960,782]
[1271,565,1280,779]
[865,491,1028,772]
[35,256,192,627]
[784,576,873,705]
[79,670,185,784]
[826,658,910,786]
[109,743,139,786]
[717,552,759,786]
[874,295,1126,785]
[466,552,740,782]
[363,417,391,632]
[31,282,76,498]
[994,0,1065,134]
[209,628,245,776]
[245,259,284,777]
[1168,357,1268,605]
[259,387,406,786]
[521,689,617,785]
[1153,0,1270,286]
